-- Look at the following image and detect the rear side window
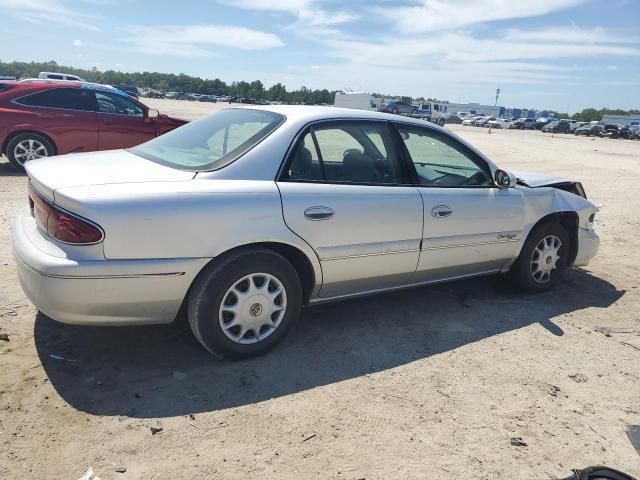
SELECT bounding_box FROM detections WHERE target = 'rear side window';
[95,91,143,117]
[284,122,403,185]
[16,88,95,111]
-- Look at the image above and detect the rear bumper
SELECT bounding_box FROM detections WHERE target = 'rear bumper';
[573,227,600,267]
[11,207,209,325]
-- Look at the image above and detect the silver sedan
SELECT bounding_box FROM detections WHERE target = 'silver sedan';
[11,106,600,358]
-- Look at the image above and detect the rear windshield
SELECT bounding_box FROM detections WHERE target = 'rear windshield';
[129,108,285,171]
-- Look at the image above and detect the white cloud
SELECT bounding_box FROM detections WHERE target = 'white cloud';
[377,0,587,33]
[228,0,357,27]
[0,0,100,31]
[73,39,84,47]
[504,26,640,44]
[122,25,284,57]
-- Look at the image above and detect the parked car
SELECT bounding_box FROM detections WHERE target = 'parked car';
[512,118,535,130]
[575,124,604,137]
[444,114,462,124]
[497,118,514,129]
[542,120,571,133]
[630,126,640,140]
[535,117,554,130]
[462,116,482,126]
[378,101,418,115]
[599,124,622,139]
[12,106,600,359]
[568,121,585,133]
[38,71,85,82]
[0,80,187,170]
[475,116,495,127]
[113,84,139,99]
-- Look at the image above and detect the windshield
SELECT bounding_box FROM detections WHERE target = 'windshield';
[129,108,285,171]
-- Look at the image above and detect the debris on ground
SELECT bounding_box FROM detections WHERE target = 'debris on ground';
[548,384,561,397]
[595,326,637,336]
[625,425,640,456]
[150,426,164,435]
[0,333,9,341]
[510,437,528,447]
[301,434,317,443]
[620,342,640,352]
[114,466,127,473]
[49,354,66,361]
[78,467,101,480]
[569,373,589,383]
[172,370,187,381]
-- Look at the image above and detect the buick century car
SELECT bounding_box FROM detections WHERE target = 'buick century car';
[11,106,600,359]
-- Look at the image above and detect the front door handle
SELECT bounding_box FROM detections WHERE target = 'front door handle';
[304,206,334,221]
[431,205,453,218]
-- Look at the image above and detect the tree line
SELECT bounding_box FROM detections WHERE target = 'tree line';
[0,60,336,104]
[1,60,637,119]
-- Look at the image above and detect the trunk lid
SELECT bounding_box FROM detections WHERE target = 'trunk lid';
[26,149,195,199]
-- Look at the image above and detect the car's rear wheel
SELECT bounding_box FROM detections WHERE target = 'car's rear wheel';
[6,133,55,170]
[510,223,569,292]
[188,248,302,359]
[391,108,399,114]
[438,118,446,126]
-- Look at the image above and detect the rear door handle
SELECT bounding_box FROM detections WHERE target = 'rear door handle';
[431,205,453,218]
[304,206,334,221]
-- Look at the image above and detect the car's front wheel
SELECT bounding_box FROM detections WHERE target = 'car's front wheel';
[188,248,302,359]
[510,222,569,292]
[6,133,55,170]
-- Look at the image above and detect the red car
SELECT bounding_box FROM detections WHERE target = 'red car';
[0,80,187,170]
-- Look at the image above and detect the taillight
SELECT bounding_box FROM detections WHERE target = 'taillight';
[28,183,103,244]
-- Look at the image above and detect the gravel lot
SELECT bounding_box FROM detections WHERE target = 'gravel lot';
[1,100,639,479]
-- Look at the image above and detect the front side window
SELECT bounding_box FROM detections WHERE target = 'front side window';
[16,88,95,111]
[129,108,284,171]
[396,126,492,187]
[284,122,402,184]
[95,92,143,116]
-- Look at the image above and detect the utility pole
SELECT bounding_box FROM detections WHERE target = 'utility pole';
[495,87,500,106]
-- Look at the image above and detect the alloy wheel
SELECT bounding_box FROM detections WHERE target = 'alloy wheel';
[13,139,48,166]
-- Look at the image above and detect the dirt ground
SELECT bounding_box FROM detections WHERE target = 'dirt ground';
[1,100,639,479]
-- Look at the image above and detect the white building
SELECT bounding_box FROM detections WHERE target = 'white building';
[333,92,375,110]
[602,114,640,126]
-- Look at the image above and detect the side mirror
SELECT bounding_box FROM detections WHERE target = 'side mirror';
[147,108,159,119]
[495,169,517,188]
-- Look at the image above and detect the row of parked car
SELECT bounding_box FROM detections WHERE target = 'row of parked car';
[140,89,282,105]
[453,113,640,139]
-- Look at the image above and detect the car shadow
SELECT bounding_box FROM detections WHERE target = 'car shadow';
[0,158,24,176]
[34,268,623,418]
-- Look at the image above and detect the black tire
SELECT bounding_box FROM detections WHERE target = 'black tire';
[519,124,525,130]
[188,248,302,359]
[510,222,570,292]
[6,132,55,171]
[391,108,399,114]
[438,118,446,127]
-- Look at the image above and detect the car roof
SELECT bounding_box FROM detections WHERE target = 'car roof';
[11,79,130,97]
[240,104,441,128]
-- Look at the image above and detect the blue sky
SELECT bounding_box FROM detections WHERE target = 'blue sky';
[0,0,638,112]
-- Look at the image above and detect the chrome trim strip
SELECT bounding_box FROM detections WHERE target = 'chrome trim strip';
[14,255,185,280]
[308,268,501,304]
[322,248,420,261]
[421,239,519,251]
